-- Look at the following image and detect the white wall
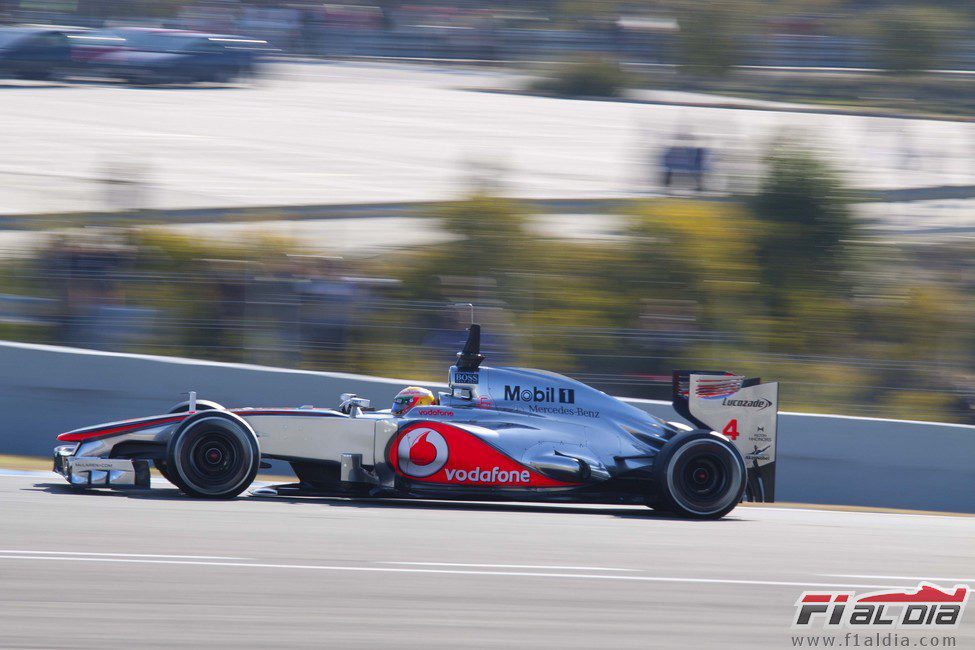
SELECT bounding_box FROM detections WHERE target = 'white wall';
[2,341,972,512]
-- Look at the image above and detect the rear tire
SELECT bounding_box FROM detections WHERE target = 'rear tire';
[653,431,745,519]
[166,412,259,499]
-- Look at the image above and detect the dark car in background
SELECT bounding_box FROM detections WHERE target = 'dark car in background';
[0,26,75,81]
[72,27,270,84]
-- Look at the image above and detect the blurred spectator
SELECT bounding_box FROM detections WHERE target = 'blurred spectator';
[661,136,708,192]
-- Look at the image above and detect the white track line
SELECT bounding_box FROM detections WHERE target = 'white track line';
[384,562,636,571]
[0,550,246,560]
[0,554,908,589]
[823,574,974,583]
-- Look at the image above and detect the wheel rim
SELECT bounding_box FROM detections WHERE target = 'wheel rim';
[188,431,239,482]
[676,453,728,501]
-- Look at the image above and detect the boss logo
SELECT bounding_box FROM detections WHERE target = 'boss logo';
[453,372,479,384]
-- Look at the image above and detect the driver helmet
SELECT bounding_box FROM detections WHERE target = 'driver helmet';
[391,386,436,416]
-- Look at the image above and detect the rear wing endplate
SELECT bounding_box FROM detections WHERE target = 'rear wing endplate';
[672,370,778,503]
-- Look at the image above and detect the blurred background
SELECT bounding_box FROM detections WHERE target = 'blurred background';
[1,0,974,422]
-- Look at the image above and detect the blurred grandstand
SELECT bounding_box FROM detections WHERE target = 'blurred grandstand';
[0,0,974,70]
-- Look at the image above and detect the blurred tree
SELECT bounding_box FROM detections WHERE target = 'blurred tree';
[436,195,531,277]
[396,196,638,374]
[531,57,629,98]
[125,230,297,362]
[865,6,962,74]
[391,196,533,366]
[749,145,858,314]
[673,2,754,78]
[627,200,764,344]
[628,200,759,297]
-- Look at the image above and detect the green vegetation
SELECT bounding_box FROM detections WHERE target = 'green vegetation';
[750,144,858,313]
[672,2,753,78]
[2,148,973,423]
[530,58,629,98]
[864,6,962,75]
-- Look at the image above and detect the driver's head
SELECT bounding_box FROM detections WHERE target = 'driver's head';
[391,386,436,416]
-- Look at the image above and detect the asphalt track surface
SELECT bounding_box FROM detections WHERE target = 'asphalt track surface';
[1,473,973,649]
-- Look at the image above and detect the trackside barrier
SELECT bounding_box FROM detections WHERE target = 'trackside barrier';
[1,341,972,512]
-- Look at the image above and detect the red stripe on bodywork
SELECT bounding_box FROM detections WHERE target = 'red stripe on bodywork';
[57,415,186,442]
[231,409,337,417]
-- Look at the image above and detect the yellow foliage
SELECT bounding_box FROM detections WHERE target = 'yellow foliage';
[878,391,960,423]
[630,200,761,285]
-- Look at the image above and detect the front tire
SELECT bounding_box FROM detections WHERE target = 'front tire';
[166,412,259,499]
[654,431,746,519]
[153,459,179,485]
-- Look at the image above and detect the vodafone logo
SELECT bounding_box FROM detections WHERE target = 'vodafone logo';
[417,408,453,417]
[397,428,448,477]
[390,421,577,488]
[445,466,530,484]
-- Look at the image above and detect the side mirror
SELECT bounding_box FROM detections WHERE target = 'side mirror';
[339,394,371,417]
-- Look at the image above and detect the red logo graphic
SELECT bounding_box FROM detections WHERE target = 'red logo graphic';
[409,432,438,466]
[396,427,449,478]
[794,582,970,628]
[475,396,494,410]
[390,421,577,487]
[694,376,743,399]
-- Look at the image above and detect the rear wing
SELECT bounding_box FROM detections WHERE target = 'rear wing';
[672,371,778,503]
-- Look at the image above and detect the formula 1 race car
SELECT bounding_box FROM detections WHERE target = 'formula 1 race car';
[53,325,779,519]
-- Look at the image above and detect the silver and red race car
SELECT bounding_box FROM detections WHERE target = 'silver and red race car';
[53,325,779,519]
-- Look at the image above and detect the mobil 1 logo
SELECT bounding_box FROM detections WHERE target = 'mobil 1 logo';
[503,385,575,404]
